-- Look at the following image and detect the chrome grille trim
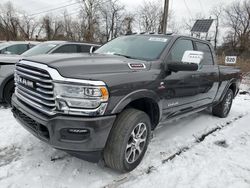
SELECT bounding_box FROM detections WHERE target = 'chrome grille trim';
[15,70,52,83]
[18,85,55,101]
[16,91,56,115]
[17,87,55,107]
[36,83,53,89]
[15,62,56,115]
[16,66,50,78]
[36,88,54,95]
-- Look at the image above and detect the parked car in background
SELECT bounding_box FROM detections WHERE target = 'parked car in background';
[0,41,39,55]
[11,34,241,172]
[0,41,101,105]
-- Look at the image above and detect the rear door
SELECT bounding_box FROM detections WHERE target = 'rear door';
[161,38,202,119]
[194,41,219,106]
[78,44,91,53]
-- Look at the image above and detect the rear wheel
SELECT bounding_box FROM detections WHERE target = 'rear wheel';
[212,89,233,118]
[3,80,14,106]
[104,108,151,172]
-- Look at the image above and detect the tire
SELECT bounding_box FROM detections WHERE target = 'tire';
[3,80,15,106]
[212,89,234,118]
[104,108,151,172]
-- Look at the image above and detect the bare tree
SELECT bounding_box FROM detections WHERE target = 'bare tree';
[18,14,39,40]
[122,14,134,35]
[211,5,223,50]
[224,0,250,53]
[62,11,74,40]
[43,15,64,40]
[137,0,162,33]
[0,2,20,40]
[100,0,125,41]
[79,0,101,42]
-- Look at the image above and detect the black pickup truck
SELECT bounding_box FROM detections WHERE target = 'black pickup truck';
[12,34,241,172]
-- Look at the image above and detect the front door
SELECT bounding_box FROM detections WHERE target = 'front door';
[194,41,219,106]
[161,38,202,119]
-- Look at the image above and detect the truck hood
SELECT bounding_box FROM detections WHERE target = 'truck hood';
[0,55,22,65]
[23,53,151,79]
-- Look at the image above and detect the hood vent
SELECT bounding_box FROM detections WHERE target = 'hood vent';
[128,63,146,70]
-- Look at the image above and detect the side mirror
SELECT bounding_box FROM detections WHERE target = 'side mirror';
[90,46,96,54]
[168,62,199,72]
[167,51,203,72]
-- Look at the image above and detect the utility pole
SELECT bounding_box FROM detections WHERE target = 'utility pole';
[162,0,170,34]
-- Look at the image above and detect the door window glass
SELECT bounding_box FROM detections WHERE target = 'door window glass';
[53,44,78,53]
[5,44,28,55]
[195,42,214,65]
[167,39,194,62]
[79,45,91,53]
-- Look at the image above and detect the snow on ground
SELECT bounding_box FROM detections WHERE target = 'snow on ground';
[0,83,250,188]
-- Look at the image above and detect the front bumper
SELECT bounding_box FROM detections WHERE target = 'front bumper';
[12,94,116,162]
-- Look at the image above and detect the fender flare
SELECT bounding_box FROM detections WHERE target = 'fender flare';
[0,64,15,100]
[111,89,163,119]
[0,74,14,100]
[218,78,238,102]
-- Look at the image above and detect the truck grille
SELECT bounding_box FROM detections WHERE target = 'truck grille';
[15,62,56,115]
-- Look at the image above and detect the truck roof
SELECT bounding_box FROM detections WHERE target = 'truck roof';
[127,33,212,46]
[42,40,101,46]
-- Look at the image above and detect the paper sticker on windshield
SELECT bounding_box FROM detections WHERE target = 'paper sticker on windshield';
[149,37,168,42]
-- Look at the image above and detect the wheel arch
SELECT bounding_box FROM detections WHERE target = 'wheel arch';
[217,79,238,104]
[0,74,14,100]
[111,90,162,130]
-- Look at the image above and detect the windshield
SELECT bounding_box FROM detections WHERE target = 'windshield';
[95,35,170,60]
[0,43,10,50]
[22,43,58,56]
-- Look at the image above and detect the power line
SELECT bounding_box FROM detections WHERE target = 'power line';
[28,2,80,17]
[29,0,74,13]
[64,8,83,17]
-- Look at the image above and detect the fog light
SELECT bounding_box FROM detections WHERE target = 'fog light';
[68,128,89,134]
[60,128,90,141]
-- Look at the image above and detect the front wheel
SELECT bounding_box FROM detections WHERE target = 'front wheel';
[212,89,234,118]
[104,108,151,172]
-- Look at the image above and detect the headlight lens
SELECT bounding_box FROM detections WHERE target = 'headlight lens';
[54,83,109,109]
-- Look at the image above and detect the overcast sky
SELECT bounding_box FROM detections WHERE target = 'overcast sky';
[1,0,238,42]
[2,0,237,20]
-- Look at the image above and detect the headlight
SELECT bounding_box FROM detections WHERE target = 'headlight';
[54,83,109,109]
